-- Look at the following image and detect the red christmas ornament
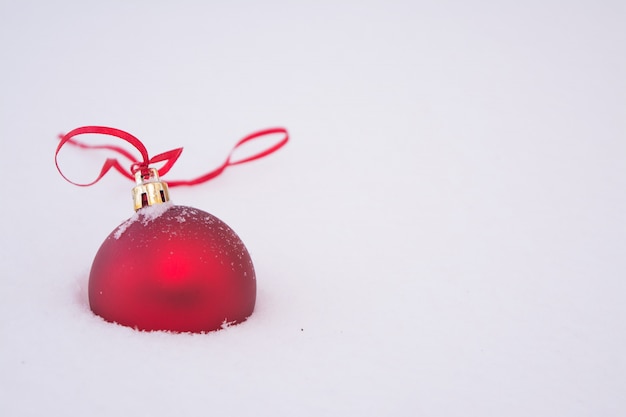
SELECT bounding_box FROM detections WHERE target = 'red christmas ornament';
[90,200,256,332]
[55,126,288,333]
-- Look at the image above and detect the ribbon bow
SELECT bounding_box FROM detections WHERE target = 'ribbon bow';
[55,126,289,187]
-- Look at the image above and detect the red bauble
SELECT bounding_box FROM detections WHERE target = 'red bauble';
[88,203,256,332]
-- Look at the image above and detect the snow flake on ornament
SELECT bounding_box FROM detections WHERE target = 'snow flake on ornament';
[221,319,236,329]
[113,201,174,239]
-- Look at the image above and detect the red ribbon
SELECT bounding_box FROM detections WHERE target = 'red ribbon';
[55,126,289,187]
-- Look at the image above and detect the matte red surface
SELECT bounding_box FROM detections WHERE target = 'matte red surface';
[88,205,256,332]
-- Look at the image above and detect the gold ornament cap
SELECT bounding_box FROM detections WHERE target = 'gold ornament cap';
[132,168,170,211]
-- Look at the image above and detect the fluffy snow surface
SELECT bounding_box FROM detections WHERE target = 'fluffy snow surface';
[1,1,625,416]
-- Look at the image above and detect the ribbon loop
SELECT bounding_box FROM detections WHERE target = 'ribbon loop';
[55,126,146,186]
[55,126,289,187]
[166,127,289,187]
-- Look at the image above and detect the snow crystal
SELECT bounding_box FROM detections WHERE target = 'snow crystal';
[113,202,174,239]
[220,319,235,329]
[139,201,173,222]
[113,216,137,240]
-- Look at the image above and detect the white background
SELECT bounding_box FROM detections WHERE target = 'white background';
[1,1,624,416]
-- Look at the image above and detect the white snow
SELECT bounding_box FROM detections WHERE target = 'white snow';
[113,201,173,239]
[1,2,625,417]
